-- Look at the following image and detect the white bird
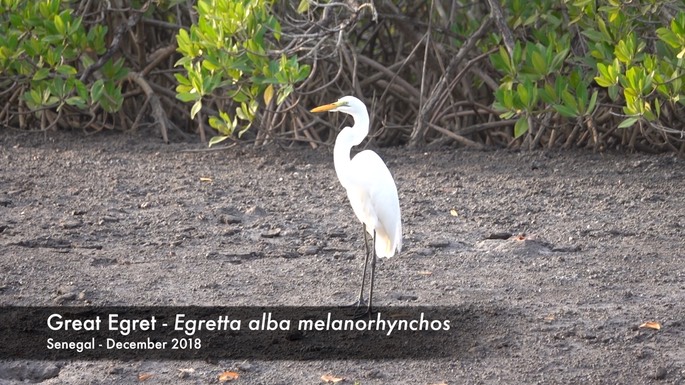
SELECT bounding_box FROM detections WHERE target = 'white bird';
[311,96,402,316]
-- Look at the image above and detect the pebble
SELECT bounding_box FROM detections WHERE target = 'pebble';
[394,293,418,301]
[485,232,512,240]
[0,362,60,381]
[414,247,432,256]
[98,215,119,224]
[245,205,266,216]
[220,215,242,224]
[297,245,319,255]
[366,369,385,379]
[261,228,281,238]
[61,219,82,229]
[108,366,123,375]
[53,292,77,304]
[428,239,450,248]
[654,367,668,380]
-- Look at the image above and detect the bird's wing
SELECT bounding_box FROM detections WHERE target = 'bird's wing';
[347,150,402,257]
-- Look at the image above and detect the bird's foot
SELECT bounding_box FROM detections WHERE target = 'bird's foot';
[339,298,371,318]
[343,298,366,308]
[340,299,378,319]
[351,306,376,320]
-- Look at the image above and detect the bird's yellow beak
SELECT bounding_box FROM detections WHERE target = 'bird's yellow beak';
[310,102,339,113]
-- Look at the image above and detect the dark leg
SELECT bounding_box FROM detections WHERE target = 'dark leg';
[342,224,370,311]
[366,229,377,316]
[355,224,371,306]
[352,229,377,319]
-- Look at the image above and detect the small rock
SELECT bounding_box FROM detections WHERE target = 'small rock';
[580,331,597,340]
[91,257,117,267]
[205,251,220,260]
[485,232,512,240]
[57,285,78,295]
[328,230,346,238]
[54,285,79,303]
[428,239,450,248]
[414,248,432,256]
[61,219,82,229]
[654,367,668,380]
[53,292,77,304]
[634,349,650,360]
[261,228,281,238]
[237,362,253,371]
[72,210,87,216]
[223,228,241,236]
[140,201,151,209]
[21,363,60,381]
[177,368,195,379]
[108,366,124,375]
[298,246,319,255]
[0,196,11,207]
[39,363,61,380]
[220,215,242,224]
[277,251,299,259]
[366,369,385,379]
[98,215,119,224]
[394,293,418,301]
[245,206,266,216]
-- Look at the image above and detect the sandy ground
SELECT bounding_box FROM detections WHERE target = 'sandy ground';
[0,130,684,384]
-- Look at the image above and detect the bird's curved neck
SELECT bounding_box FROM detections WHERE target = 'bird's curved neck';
[333,110,369,187]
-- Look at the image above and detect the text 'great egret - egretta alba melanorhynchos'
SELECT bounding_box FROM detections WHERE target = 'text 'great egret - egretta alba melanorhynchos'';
[311,96,402,316]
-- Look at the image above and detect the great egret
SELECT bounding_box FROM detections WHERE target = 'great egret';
[311,96,402,316]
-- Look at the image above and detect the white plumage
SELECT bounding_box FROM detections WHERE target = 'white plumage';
[311,95,402,314]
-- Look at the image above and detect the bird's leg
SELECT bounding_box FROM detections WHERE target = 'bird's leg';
[366,229,377,316]
[352,224,370,308]
[343,223,370,314]
[353,229,377,319]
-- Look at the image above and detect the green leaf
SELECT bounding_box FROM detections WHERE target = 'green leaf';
[618,117,638,128]
[236,104,248,120]
[514,116,529,138]
[576,83,588,109]
[561,90,578,112]
[587,90,598,114]
[56,65,77,76]
[65,96,87,109]
[517,82,529,107]
[277,84,293,105]
[208,135,230,147]
[33,68,50,81]
[90,79,104,102]
[263,84,274,105]
[608,85,619,101]
[656,27,681,49]
[296,0,309,13]
[530,50,546,75]
[176,91,201,103]
[54,14,65,35]
[553,104,578,118]
[581,29,608,43]
[190,100,202,119]
[595,62,616,87]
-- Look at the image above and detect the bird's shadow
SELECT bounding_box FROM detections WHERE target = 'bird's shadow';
[281,303,519,360]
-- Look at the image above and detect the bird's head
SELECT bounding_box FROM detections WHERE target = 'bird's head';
[310,96,366,116]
